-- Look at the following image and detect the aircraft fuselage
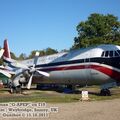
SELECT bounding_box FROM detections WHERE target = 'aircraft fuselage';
[21,44,120,87]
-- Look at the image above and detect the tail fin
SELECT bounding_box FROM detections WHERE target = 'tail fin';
[3,39,17,69]
[3,39,11,59]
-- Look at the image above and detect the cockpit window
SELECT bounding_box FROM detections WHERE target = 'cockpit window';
[109,51,113,57]
[115,51,119,57]
[105,51,109,57]
[101,50,120,57]
[117,50,120,55]
[101,51,105,57]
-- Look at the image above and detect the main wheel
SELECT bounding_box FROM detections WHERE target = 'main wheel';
[100,89,111,96]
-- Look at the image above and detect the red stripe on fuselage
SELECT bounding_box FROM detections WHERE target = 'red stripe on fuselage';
[38,64,120,81]
[91,65,120,81]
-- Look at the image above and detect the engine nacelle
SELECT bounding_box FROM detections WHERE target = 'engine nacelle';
[12,78,21,87]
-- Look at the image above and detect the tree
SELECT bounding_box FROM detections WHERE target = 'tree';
[10,52,17,60]
[45,48,58,55]
[28,50,39,59]
[39,50,45,56]
[72,13,120,49]
[60,49,69,52]
[28,48,58,59]
[18,53,27,60]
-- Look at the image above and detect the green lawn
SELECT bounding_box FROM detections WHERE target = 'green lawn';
[0,86,120,103]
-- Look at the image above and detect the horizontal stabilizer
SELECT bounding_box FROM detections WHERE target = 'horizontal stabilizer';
[0,49,4,58]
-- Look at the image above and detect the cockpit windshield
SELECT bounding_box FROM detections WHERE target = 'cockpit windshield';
[101,50,120,57]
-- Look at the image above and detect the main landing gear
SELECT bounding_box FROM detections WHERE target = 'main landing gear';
[10,86,22,94]
[8,82,22,94]
[100,82,117,96]
[100,89,111,96]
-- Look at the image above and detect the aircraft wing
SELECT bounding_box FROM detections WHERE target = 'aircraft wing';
[0,65,15,78]
[0,69,12,78]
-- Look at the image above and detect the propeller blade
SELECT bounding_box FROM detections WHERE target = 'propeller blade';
[0,69,11,78]
[27,74,33,89]
[36,70,50,77]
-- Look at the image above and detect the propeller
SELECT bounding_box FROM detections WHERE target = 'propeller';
[26,52,50,89]
[10,52,50,89]
[36,70,49,77]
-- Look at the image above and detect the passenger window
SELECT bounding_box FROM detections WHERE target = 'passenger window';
[115,51,119,57]
[109,51,113,57]
[105,51,109,57]
[101,52,105,57]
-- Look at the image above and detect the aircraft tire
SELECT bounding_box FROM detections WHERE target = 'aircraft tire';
[100,89,111,96]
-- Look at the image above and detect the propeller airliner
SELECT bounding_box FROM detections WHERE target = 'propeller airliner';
[3,39,120,95]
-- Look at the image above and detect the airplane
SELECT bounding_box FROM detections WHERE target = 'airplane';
[3,39,120,95]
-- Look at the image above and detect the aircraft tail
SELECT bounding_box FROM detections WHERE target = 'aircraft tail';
[3,39,16,67]
[3,39,11,59]
[3,39,18,69]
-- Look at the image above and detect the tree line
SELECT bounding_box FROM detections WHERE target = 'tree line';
[10,47,59,60]
[0,13,120,64]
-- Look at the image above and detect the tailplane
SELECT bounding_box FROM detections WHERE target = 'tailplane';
[0,49,4,58]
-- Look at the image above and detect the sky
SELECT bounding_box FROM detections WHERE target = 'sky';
[0,0,120,57]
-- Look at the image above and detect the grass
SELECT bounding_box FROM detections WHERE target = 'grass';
[0,86,120,103]
[0,94,80,103]
[79,86,120,101]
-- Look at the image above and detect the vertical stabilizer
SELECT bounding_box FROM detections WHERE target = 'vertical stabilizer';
[3,39,11,59]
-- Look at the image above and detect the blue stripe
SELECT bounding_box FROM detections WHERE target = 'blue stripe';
[36,57,120,70]
[3,59,17,69]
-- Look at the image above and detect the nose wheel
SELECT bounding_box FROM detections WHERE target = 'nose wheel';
[100,89,111,96]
